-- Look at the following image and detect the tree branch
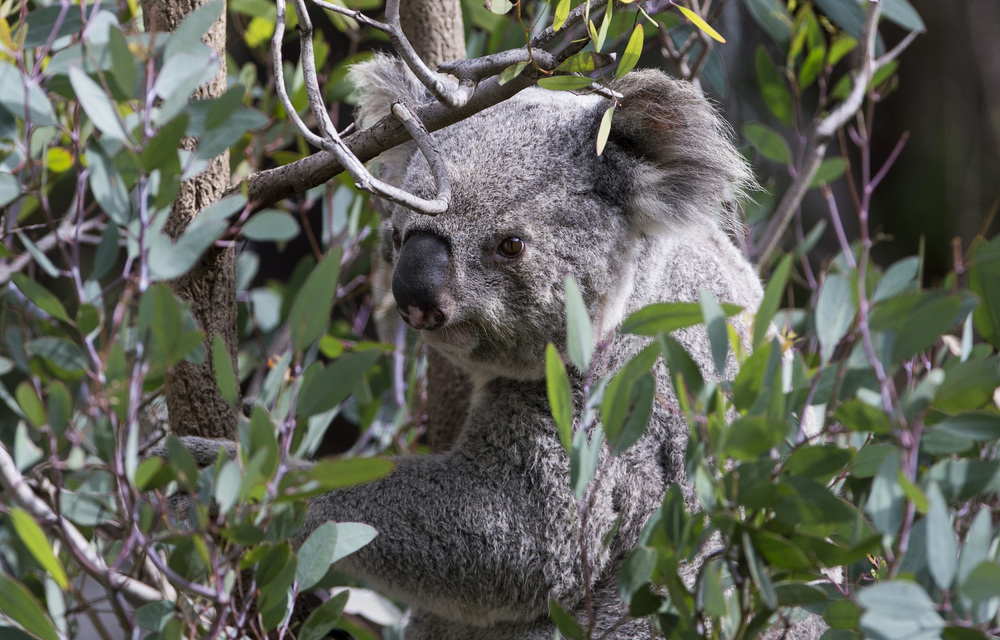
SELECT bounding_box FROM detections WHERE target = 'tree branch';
[0,443,174,606]
[237,0,609,213]
[754,1,919,265]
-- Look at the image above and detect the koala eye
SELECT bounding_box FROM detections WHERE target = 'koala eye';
[392,228,402,251]
[497,237,525,259]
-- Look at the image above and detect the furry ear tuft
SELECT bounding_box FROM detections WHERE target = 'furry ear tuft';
[349,54,448,188]
[609,70,754,231]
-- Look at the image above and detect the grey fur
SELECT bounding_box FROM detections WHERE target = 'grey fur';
[177,58,769,639]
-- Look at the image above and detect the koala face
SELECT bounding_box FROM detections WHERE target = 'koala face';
[356,60,753,383]
[386,89,640,381]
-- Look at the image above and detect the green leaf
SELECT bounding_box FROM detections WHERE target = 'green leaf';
[107,27,137,97]
[297,349,384,417]
[288,248,342,351]
[537,75,594,91]
[935,356,1000,413]
[69,67,128,141]
[755,46,792,126]
[141,115,187,173]
[725,416,787,460]
[242,210,300,242]
[744,122,791,164]
[484,0,514,14]
[809,157,846,187]
[616,24,645,79]
[858,581,944,640]
[135,601,177,631]
[742,531,777,609]
[570,426,602,500]
[622,301,742,336]
[11,274,70,323]
[298,591,350,640]
[564,276,593,372]
[813,0,864,40]
[754,254,792,347]
[618,546,657,600]
[602,370,654,455]
[834,399,893,435]
[148,195,243,281]
[300,458,395,493]
[163,0,224,61]
[15,382,46,428]
[499,62,528,85]
[166,435,201,489]
[548,599,584,640]
[677,5,725,43]
[798,46,825,89]
[882,0,925,33]
[660,334,704,399]
[296,522,377,591]
[553,0,571,30]
[925,482,958,590]
[956,508,993,588]
[0,571,59,640]
[866,452,904,536]
[815,273,855,364]
[744,0,791,46]
[546,343,574,453]
[968,235,1000,350]
[211,334,238,407]
[0,172,21,208]
[924,459,1000,503]
[0,60,57,126]
[873,256,920,303]
[596,105,614,156]
[782,445,853,482]
[8,508,68,590]
[961,563,1000,605]
[214,460,241,515]
[86,144,132,225]
[870,291,976,364]
[699,290,729,376]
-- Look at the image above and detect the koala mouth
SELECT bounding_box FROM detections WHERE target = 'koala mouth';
[420,321,478,354]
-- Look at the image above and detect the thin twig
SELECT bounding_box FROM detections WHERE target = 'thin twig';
[754,2,921,264]
[273,0,451,215]
[0,443,173,605]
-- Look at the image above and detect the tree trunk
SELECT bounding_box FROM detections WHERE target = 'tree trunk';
[398,0,472,452]
[141,0,239,440]
[399,0,466,65]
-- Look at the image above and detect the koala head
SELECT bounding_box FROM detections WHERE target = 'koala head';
[352,56,751,382]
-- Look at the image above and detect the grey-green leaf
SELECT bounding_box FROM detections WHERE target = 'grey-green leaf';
[69,66,128,141]
[815,273,854,364]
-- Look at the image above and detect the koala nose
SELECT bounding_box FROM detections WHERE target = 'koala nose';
[392,232,453,331]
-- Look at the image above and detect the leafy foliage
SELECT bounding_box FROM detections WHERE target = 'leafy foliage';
[0,1,996,640]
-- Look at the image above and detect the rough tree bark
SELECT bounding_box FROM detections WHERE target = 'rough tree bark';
[141,0,239,440]
[397,0,472,453]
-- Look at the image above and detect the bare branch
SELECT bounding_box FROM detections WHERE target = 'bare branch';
[390,101,451,214]
[312,0,472,107]
[237,1,606,213]
[754,0,888,265]
[0,443,173,606]
[274,0,450,215]
[0,217,103,287]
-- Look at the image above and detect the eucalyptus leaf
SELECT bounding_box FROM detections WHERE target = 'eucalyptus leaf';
[0,60,57,126]
[69,67,128,141]
[0,572,60,640]
[546,343,574,453]
[298,591,350,640]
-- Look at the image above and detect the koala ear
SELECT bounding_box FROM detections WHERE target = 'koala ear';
[349,54,444,188]
[607,70,753,231]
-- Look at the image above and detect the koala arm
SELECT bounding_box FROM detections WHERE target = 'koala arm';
[303,387,614,627]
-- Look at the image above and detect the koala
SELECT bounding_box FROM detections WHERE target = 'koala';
[326,56,764,639]
[178,56,766,640]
